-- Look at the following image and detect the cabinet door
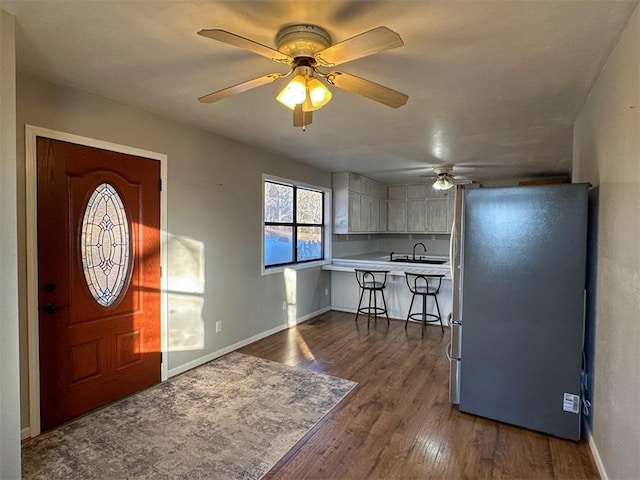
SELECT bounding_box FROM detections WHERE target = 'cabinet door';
[426,198,449,232]
[387,200,407,232]
[360,195,371,232]
[407,200,426,232]
[388,185,407,200]
[375,181,387,199]
[349,173,363,194]
[370,197,380,231]
[348,193,361,231]
[362,178,375,196]
[379,199,388,232]
[407,184,427,199]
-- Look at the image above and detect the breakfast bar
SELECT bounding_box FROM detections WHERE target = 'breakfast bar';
[322,252,452,326]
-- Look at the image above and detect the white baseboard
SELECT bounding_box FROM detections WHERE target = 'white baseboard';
[296,306,331,323]
[331,306,450,325]
[21,427,31,441]
[167,306,331,378]
[584,424,608,480]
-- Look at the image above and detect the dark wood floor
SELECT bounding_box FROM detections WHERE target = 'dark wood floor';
[239,310,599,480]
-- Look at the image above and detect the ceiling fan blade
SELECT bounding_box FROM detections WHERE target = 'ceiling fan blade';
[314,26,403,67]
[293,104,313,128]
[198,29,294,65]
[326,71,408,108]
[198,72,286,103]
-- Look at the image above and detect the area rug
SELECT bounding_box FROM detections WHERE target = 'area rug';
[22,352,357,479]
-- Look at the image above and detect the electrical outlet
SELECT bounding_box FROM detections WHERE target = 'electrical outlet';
[215,321,222,333]
[282,300,287,311]
[324,288,329,296]
[431,235,436,240]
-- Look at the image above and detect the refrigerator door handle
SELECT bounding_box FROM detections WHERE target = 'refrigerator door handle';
[446,341,452,361]
[449,220,456,278]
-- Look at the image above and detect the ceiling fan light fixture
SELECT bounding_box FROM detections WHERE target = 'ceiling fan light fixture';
[307,77,332,108]
[433,175,454,190]
[276,74,307,109]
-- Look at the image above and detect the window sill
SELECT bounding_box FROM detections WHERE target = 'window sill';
[261,259,331,276]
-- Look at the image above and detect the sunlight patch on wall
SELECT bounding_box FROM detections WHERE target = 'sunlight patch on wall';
[168,234,205,351]
[284,267,297,326]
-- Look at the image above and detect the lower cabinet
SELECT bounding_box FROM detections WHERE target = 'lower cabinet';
[329,269,452,324]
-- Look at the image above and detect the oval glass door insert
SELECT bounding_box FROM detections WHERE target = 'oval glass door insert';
[80,183,131,307]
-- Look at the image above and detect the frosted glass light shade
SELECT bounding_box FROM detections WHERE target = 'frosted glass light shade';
[276,74,307,110]
[433,176,454,190]
[307,78,332,108]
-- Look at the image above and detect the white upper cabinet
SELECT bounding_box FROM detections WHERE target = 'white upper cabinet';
[333,172,387,234]
[387,200,407,232]
[333,173,453,234]
[388,184,407,200]
[407,200,426,231]
[349,173,363,194]
[407,183,426,199]
[385,183,454,234]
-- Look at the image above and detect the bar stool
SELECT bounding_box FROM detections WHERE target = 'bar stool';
[405,272,445,336]
[354,269,390,327]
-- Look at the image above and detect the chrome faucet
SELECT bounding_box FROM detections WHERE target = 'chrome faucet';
[412,242,427,260]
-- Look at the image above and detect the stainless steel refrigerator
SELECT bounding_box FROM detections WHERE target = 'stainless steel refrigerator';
[447,183,588,441]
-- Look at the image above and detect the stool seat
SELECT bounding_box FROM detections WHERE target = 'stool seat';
[355,269,390,327]
[405,273,445,336]
[412,285,438,295]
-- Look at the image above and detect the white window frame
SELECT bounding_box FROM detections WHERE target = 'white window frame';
[261,174,331,275]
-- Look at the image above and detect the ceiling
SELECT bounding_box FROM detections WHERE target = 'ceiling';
[2,1,637,184]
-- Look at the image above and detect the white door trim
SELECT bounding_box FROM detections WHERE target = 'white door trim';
[25,125,169,437]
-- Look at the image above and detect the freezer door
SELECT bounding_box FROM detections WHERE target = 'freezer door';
[450,320,462,359]
[449,357,461,404]
[459,184,588,441]
[447,186,464,405]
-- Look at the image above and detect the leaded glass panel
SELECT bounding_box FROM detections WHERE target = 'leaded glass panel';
[81,183,131,307]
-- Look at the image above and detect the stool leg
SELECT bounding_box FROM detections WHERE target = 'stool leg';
[367,289,373,328]
[355,287,365,324]
[380,289,390,325]
[405,293,415,329]
[373,288,378,323]
[422,294,427,337]
[434,294,444,332]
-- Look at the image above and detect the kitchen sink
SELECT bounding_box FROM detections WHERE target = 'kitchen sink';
[389,256,447,265]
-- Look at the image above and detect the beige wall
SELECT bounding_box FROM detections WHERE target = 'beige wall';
[16,74,332,431]
[573,3,640,479]
[0,10,22,479]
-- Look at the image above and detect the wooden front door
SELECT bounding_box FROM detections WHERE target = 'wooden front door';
[37,137,161,430]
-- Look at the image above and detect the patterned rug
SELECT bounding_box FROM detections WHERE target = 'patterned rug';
[22,352,357,479]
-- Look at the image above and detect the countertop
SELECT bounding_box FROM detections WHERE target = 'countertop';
[323,251,451,278]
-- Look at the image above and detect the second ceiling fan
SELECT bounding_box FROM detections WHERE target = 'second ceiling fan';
[197,24,408,129]
[420,164,475,190]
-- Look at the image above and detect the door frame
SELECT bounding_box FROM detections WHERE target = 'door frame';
[25,125,169,437]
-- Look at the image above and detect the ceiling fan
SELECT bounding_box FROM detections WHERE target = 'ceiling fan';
[420,164,475,190]
[197,24,409,129]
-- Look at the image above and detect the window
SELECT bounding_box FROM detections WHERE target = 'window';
[263,178,327,269]
[80,183,131,307]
